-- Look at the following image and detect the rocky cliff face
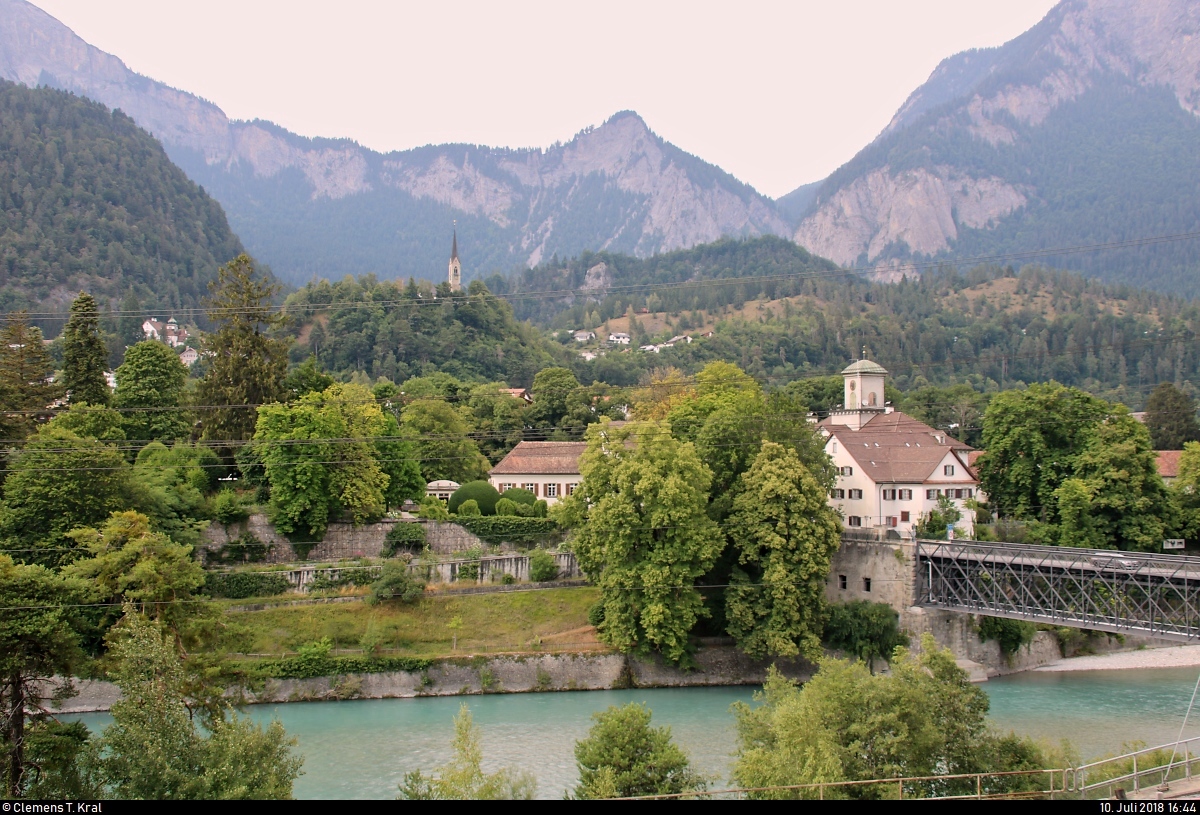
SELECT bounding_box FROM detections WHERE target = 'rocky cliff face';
[790,0,1200,292]
[0,0,786,283]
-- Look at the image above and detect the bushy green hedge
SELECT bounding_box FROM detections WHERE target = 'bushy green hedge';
[251,639,432,678]
[823,600,909,664]
[206,532,271,566]
[529,548,559,582]
[204,571,291,599]
[383,522,426,556]
[449,481,500,515]
[456,516,559,547]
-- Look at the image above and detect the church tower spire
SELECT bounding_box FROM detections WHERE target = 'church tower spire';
[448,226,462,292]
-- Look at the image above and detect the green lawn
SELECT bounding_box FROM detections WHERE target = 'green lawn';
[219,587,602,657]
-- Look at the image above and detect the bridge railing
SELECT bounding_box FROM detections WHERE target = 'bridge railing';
[1072,736,1200,798]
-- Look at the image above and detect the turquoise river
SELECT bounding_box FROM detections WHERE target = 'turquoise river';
[66,666,1200,799]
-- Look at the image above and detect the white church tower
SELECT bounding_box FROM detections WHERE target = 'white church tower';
[448,229,462,292]
[829,357,888,430]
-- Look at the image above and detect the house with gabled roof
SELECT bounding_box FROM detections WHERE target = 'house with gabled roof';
[819,359,980,538]
[488,441,587,505]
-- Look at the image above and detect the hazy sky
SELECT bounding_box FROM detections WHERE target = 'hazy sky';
[30,0,1058,198]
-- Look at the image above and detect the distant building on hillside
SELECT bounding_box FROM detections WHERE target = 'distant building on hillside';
[488,441,586,506]
[608,333,630,345]
[448,230,462,292]
[179,347,199,368]
[142,317,189,348]
[819,359,980,539]
[573,330,596,343]
[500,387,533,404]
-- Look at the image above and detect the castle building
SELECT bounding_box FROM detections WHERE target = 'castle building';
[448,230,462,292]
[819,358,980,539]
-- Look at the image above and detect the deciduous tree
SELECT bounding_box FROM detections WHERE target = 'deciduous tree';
[725,442,842,659]
[572,702,705,799]
[398,704,535,800]
[566,421,722,665]
[115,341,191,443]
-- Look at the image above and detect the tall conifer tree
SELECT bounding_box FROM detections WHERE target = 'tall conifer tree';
[62,292,110,406]
[0,312,60,437]
[196,255,288,444]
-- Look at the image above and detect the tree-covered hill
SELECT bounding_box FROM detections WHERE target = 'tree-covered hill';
[282,276,566,388]
[0,79,248,318]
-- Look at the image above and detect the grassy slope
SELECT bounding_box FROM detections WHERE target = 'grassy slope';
[221,587,601,657]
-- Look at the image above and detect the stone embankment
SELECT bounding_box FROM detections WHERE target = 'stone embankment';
[56,646,814,713]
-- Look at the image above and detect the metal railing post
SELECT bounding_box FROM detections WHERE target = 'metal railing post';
[1134,754,1139,791]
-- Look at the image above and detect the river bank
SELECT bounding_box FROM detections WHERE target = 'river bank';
[1037,644,1200,672]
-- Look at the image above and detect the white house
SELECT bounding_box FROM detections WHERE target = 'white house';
[573,330,596,343]
[607,333,631,345]
[820,359,980,539]
[425,479,460,502]
[488,441,585,506]
[179,347,199,367]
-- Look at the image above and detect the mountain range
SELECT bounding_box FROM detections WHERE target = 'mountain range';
[1,0,1199,295]
[789,0,1200,295]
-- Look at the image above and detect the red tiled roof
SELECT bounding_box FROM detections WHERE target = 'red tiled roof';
[1158,450,1183,479]
[824,411,977,485]
[489,441,586,476]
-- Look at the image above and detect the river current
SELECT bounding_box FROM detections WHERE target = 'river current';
[66,666,1200,799]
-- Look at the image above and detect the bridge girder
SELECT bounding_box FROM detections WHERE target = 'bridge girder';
[916,540,1200,643]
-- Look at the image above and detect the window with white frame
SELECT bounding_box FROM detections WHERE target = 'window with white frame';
[830,489,845,499]
[522,483,538,495]
[882,489,897,500]
[847,516,862,527]
[926,489,938,499]
[545,484,559,498]
[500,483,515,492]
[566,483,578,496]
[899,489,912,500]
[840,466,854,476]
[848,489,863,500]
[944,465,955,476]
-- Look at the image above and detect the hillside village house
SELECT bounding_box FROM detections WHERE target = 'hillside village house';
[142,317,189,348]
[819,359,979,538]
[488,441,586,506]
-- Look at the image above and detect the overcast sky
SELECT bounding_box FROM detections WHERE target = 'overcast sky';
[31,0,1058,198]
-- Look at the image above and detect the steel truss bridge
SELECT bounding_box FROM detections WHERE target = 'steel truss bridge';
[917,540,1200,642]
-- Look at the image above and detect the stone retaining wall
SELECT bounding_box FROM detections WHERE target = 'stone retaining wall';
[202,516,503,565]
[54,646,816,712]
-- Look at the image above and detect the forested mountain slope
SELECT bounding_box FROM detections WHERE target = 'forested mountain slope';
[788,0,1200,296]
[0,79,245,315]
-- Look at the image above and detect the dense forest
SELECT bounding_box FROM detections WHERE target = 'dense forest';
[285,237,1200,411]
[0,79,248,319]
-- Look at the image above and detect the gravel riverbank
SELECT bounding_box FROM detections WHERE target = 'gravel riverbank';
[1037,645,1200,672]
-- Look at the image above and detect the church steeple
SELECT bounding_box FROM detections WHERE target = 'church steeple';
[448,226,462,291]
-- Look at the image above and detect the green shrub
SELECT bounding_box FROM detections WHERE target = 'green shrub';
[495,497,520,516]
[212,489,249,526]
[455,516,559,547]
[205,532,271,565]
[448,481,501,515]
[367,561,426,605]
[308,569,375,592]
[204,571,291,599]
[252,638,433,678]
[384,522,426,556]
[529,548,559,582]
[823,601,909,665]
[416,496,450,521]
[532,500,548,518]
[456,499,482,517]
[499,487,536,506]
[978,616,1036,656]
[588,602,605,628]
[456,560,480,582]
